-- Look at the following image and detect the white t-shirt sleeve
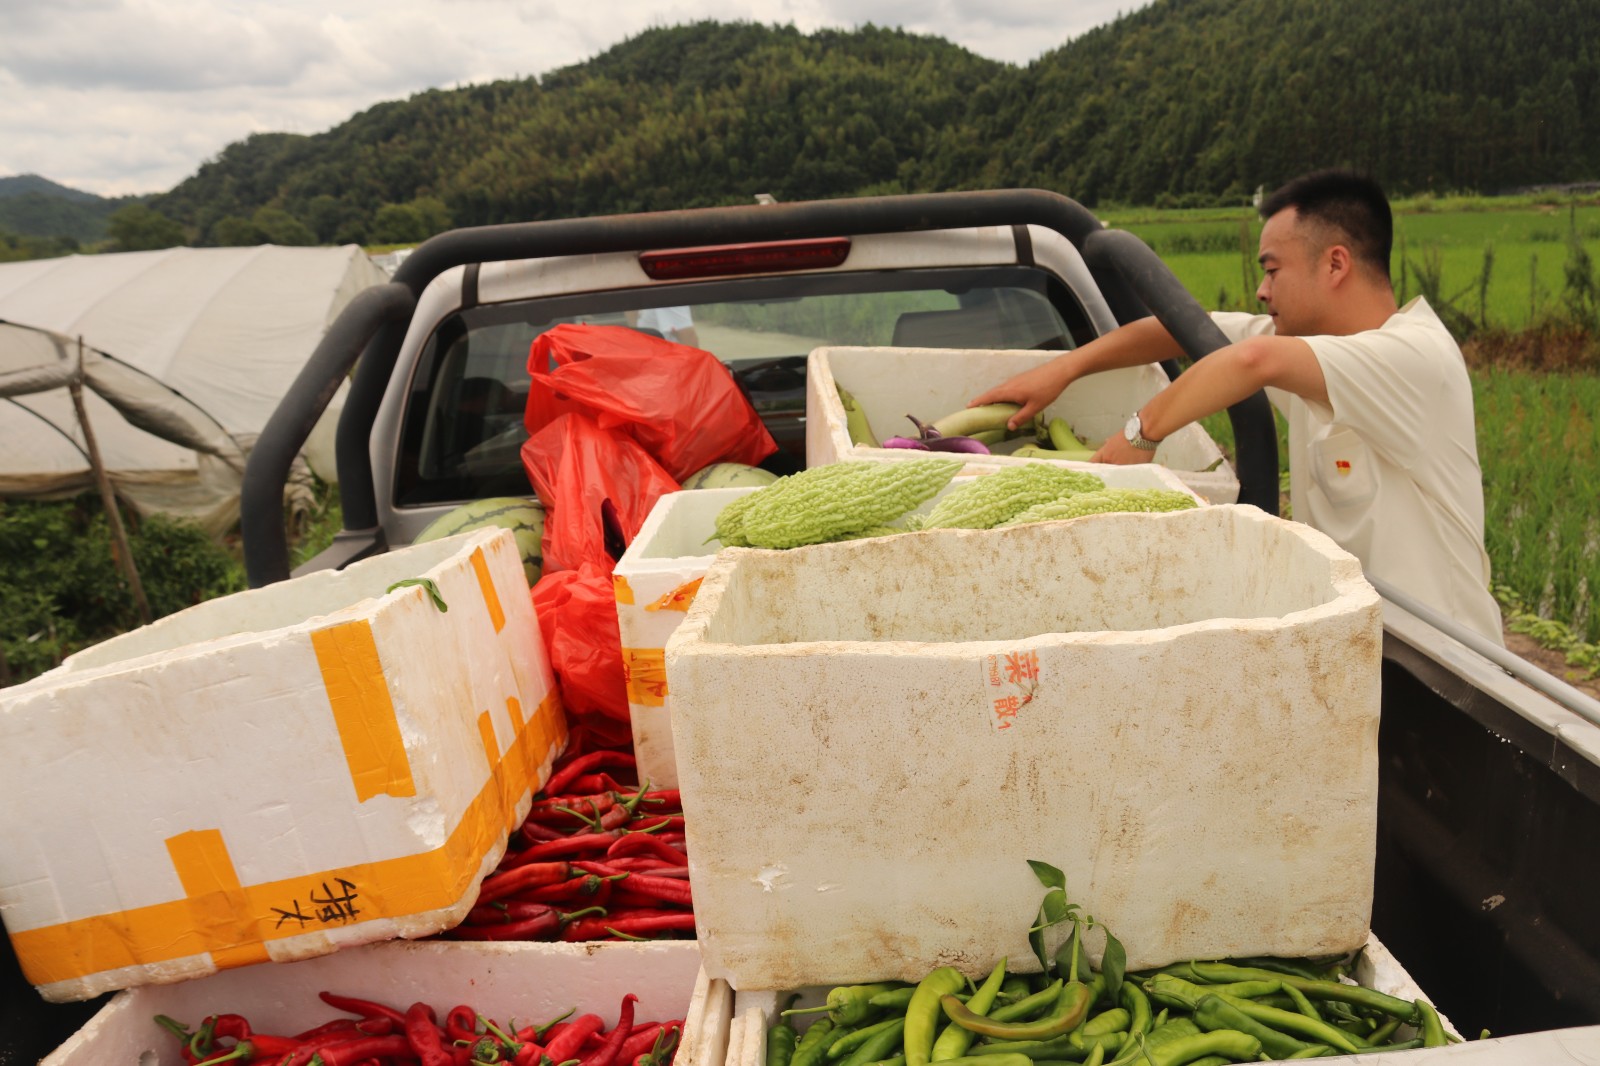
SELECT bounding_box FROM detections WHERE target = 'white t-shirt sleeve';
[1305,314,1451,470]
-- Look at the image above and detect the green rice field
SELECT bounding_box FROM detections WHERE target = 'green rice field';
[1103,195,1600,644]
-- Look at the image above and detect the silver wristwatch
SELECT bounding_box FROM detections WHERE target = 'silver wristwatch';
[1123,412,1161,451]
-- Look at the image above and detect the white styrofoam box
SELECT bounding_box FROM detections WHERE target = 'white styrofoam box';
[615,487,763,791]
[807,345,1240,504]
[41,939,729,1066]
[0,529,567,1003]
[726,934,1458,1066]
[616,468,1200,790]
[666,504,1382,990]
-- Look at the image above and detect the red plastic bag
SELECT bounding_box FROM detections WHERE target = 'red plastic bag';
[529,562,634,735]
[521,411,680,574]
[525,323,777,480]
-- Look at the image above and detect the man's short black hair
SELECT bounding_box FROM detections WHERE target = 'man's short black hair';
[1260,170,1393,281]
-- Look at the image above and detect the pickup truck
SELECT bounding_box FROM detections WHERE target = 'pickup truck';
[5,191,1597,1062]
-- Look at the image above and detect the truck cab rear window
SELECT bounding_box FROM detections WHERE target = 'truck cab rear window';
[393,267,1091,508]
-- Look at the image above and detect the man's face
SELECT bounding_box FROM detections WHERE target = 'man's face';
[1254,207,1327,337]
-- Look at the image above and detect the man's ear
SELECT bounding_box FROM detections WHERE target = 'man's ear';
[1325,243,1355,286]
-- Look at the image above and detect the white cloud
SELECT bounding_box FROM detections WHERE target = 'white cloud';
[0,0,1138,198]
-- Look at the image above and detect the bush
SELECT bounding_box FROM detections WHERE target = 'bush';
[0,497,244,686]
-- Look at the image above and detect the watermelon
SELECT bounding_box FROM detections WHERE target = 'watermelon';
[680,462,779,490]
[413,497,545,585]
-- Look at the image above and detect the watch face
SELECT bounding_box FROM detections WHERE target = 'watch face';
[1124,416,1140,443]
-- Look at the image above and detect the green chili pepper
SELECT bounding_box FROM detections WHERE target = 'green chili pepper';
[768,997,801,1066]
[787,985,905,1028]
[913,1055,1029,1066]
[832,1018,904,1062]
[839,1018,906,1066]
[1079,1009,1129,1040]
[904,968,970,1066]
[987,985,1061,1024]
[791,1019,838,1066]
[1105,1018,1198,1066]
[1366,1017,1402,1045]
[1141,974,1280,1013]
[1415,999,1447,1048]
[869,989,919,1013]
[1279,983,1322,1022]
[1116,980,1150,1039]
[1284,1048,1338,1059]
[941,981,1090,1042]
[1191,995,1318,1060]
[1179,963,1417,1023]
[1204,994,1366,1056]
[1080,1044,1105,1066]
[932,960,1007,1063]
[997,977,1033,1005]
[1137,1029,1260,1066]
[965,1030,1122,1060]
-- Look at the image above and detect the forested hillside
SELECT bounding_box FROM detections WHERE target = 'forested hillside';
[16,0,1600,250]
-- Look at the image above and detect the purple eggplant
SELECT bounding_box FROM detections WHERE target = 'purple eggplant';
[882,435,932,449]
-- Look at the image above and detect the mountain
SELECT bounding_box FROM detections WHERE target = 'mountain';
[11,0,1600,253]
[0,174,149,246]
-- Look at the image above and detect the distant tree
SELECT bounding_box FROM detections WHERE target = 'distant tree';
[251,207,317,246]
[211,215,267,246]
[370,203,426,244]
[105,204,186,251]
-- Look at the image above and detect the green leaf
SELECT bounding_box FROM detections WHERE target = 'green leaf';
[387,577,449,612]
[1027,860,1067,891]
[1100,927,1127,1001]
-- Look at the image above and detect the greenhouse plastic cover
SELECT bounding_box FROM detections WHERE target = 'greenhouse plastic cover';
[0,245,387,531]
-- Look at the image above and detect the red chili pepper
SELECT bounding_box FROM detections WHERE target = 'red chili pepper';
[636,790,682,810]
[511,833,625,864]
[466,899,561,925]
[561,909,696,941]
[580,995,637,1066]
[562,773,637,795]
[444,910,564,941]
[606,834,687,864]
[319,991,409,1029]
[629,816,685,833]
[543,1014,605,1065]
[478,861,574,902]
[445,1005,479,1044]
[529,791,618,815]
[514,1042,545,1066]
[541,751,637,798]
[594,858,688,877]
[315,1034,414,1066]
[572,864,693,907]
[519,821,567,844]
[404,1001,455,1066]
[616,1023,670,1064]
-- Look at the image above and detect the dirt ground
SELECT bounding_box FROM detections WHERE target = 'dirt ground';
[1502,629,1600,701]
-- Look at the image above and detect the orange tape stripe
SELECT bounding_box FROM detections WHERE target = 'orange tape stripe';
[471,546,506,634]
[311,620,417,802]
[165,830,272,970]
[646,577,702,612]
[622,647,669,707]
[11,690,567,987]
[613,574,636,605]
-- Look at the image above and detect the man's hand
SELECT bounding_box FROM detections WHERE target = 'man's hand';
[1091,433,1156,465]
[968,359,1075,431]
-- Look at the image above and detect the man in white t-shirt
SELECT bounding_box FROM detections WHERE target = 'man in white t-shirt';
[970,170,1504,642]
[628,305,700,348]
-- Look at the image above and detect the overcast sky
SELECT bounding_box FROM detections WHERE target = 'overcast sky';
[0,0,1136,198]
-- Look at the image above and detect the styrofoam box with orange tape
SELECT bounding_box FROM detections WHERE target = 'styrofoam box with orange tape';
[616,466,1200,790]
[41,940,731,1066]
[667,506,1380,989]
[614,487,761,791]
[722,935,1468,1066]
[806,345,1240,504]
[0,528,566,1003]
